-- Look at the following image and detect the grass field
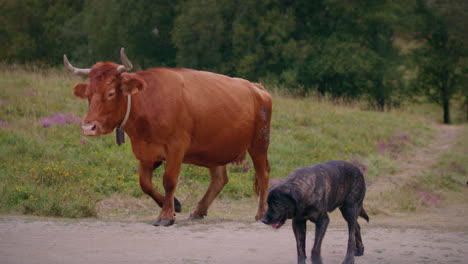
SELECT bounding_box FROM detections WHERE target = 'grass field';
[0,66,465,219]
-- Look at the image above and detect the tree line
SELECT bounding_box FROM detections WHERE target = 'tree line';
[0,0,466,123]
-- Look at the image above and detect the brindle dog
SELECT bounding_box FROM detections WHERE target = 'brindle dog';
[261,160,369,264]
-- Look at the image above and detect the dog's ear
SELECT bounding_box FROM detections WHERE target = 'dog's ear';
[289,189,303,214]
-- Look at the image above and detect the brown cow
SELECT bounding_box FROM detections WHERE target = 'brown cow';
[64,48,272,226]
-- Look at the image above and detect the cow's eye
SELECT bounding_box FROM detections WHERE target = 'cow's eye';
[107,90,116,99]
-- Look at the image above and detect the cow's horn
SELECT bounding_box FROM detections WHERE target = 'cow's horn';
[63,55,91,76]
[117,48,133,73]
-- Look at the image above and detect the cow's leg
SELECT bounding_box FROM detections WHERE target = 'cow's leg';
[311,214,329,264]
[153,151,184,227]
[339,205,358,264]
[249,101,271,220]
[292,218,307,264]
[249,150,270,220]
[189,165,229,219]
[138,161,181,213]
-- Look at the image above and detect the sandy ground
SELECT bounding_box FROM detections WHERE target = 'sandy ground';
[1,217,467,264]
[0,218,468,264]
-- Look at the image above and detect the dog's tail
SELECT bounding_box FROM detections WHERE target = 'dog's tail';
[360,207,370,223]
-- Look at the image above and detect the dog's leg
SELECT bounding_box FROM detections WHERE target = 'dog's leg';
[340,206,357,264]
[292,218,307,264]
[310,214,329,264]
[354,222,364,256]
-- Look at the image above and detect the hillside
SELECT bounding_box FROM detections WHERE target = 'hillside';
[0,68,466,221]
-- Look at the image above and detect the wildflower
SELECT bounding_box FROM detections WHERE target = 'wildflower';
[23,88,37,96]
[349,158,368,176]
[39,118,53,128]
[377,133,411,158]
[378,142,387,154]
[269,178,281,185]
[39,113,82,128]
[420,191,439,203]
[0,120,9,130]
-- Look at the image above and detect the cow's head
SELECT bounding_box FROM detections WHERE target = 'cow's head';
[64,48,146,136]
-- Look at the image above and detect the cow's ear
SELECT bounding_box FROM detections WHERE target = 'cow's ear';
[120,73,147,95]
[73,83,88,99]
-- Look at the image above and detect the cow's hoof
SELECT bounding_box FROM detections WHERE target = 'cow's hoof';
[255,215,263,221]
[153,218,175,227]
[174,197,182,213]
[355,247,364,256]
[188,214,204,221]
[341,257,355,264]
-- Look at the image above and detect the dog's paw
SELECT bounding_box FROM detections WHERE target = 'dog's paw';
[355,247,364,256]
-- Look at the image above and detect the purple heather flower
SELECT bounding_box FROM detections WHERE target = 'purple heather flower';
[269,178,281,185]
[39,113,82,128]
[0,120,9,130]
[23,88,37,96]
[378,142,387,154]
[349,158,368,176]
[420,191,439,203]
[377,133,411,158]
[39,118,53,128]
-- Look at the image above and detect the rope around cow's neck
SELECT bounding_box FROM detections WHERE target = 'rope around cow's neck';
[116,94,131,146]
[120,94,132,128]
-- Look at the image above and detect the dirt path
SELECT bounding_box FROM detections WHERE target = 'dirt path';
[1,124,466,264]
[0,218,467,264]
[364,123,466,215]
[376,123,461,183]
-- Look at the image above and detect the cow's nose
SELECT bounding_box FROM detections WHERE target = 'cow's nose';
[82,122,98,136]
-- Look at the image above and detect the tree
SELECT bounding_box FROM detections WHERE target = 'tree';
[0,0,85,64]
[233,0,299,83]
[79,0,178,68]
[172,0,235,73]
[357,1,407,111]
[413,0,467,124]
[294,0,407,107]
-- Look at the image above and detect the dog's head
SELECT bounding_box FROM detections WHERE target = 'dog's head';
[261,187,298,229]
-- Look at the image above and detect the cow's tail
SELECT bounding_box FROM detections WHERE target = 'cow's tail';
[360,207,370,223]
[253,159,270,196]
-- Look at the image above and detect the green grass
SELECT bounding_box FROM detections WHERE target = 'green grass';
[413,126,468,207]
[0,66,436,218]
[367,125,467,214]
[402,99,467,125]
